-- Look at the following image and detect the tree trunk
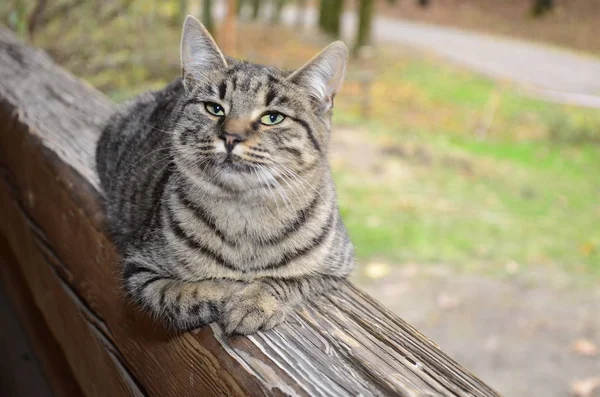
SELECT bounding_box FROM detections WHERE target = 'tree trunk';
[271,0,286,24]
[329,0,344,37]
[354,0,374,53]
[531,0,554,17]
[296,0,308,27]
[202,0,215,35]
[221,0,237,54]
[175,0,188,25]
[250,0,261,19]
[27,0,48,41]
[318,0,344,37]
[318,0,328,31]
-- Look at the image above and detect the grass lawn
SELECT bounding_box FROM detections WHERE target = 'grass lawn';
[332,46,600,275]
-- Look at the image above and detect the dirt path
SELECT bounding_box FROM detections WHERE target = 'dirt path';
[367,18,600,107]
[353,265,600,397]
[271,6,600,108]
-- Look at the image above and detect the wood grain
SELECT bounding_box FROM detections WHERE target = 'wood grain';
[0,232,87,397]
[0,27,502,397]
[0,258,55,397]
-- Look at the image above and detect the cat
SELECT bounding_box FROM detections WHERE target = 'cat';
[95,15,355,335]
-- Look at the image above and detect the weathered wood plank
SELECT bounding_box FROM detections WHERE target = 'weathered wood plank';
[0,275,53,397]
[0,153,135,397]
[0,27,502,397]
[0,236,85,397]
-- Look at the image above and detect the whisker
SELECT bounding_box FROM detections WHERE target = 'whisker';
[251,167,277,219]
[143,124,174,134]
[270,165,299,193]
[124,147,172,174]
[259,166,291,211]
[268,166,297,210]
[277,164,323,199]
[254,166,279,211]
[131,154,174,179]
[186,156,211,171]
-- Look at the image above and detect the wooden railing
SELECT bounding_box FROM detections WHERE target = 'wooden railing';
[0,27,501,397]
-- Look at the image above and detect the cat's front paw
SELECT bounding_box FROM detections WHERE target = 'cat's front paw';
[221,282,288,335]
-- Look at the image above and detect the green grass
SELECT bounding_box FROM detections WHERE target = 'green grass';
[332,49,600,275]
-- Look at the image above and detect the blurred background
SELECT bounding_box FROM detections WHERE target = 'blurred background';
[2,1,599,395]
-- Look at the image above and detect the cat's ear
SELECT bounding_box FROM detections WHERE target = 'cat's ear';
[180,15,227,86]
[288,41,348,110]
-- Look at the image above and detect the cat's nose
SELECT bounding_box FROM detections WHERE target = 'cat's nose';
[219,132,246,152]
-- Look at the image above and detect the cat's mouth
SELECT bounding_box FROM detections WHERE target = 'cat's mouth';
[216,154,254,174]
[206,154,269,193]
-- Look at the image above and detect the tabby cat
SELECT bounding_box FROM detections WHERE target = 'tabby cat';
[96,15,355,335]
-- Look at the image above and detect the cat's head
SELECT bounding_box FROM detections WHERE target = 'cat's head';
[172,15,347,194]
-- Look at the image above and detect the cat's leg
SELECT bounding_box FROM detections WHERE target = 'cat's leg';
[221,275,345,335]
[123,257,243,332]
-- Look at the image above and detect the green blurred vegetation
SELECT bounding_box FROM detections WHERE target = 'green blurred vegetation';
[2,0,598,275]
[334,48,600,275]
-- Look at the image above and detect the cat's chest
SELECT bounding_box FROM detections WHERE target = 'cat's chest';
[163,186,334,280]
[170,188,300,245]
[208,200,291,238]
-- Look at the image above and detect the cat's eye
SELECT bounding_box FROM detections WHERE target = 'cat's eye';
[260,112,285,126]
[205,102,225,117]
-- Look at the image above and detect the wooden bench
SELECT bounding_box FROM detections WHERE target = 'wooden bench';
[0,27,501,397]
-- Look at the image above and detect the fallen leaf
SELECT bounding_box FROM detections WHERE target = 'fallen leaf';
[571,377,600,397]
[580,242,597,256]
[572,339,599,357]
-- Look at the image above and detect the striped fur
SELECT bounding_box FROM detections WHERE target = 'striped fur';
[95,16,354,335]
